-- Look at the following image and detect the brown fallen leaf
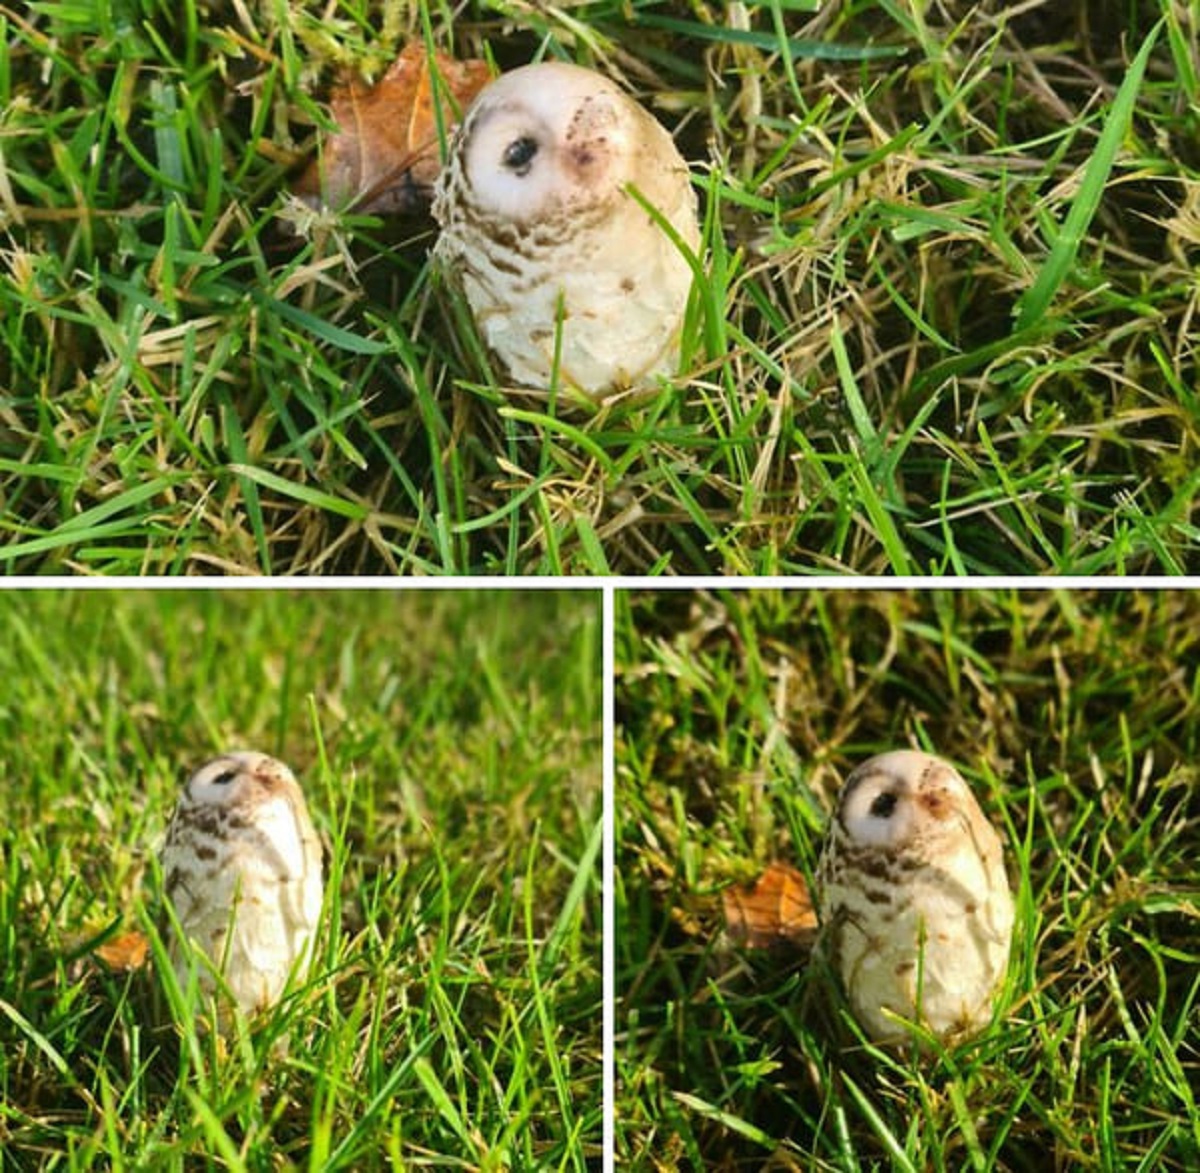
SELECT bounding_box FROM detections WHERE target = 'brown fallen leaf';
[295,42,492,214]
[723,861,819,951]
[94,929,151,972]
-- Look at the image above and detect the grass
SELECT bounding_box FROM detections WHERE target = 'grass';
[1,2,1197,573]
[615,587,1200,1168]
[0,587,603,1168]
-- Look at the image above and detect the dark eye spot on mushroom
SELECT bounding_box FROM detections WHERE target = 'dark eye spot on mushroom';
[869,791,898,819]
[502,136,539,175]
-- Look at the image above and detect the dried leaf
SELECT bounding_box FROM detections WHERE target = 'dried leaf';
[93,929,151,972]
[295,42,491,214]
[723,861,818,951]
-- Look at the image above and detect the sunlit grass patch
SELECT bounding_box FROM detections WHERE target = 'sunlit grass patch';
[1,3,1195,572]
[0,588,602,1167]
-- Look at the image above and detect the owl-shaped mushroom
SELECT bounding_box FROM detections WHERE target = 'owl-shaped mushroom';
[160,751,323,1024]
[817,751,1015,1045]
[432,61,700,398]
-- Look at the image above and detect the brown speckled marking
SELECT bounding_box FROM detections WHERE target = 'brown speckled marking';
[918,786,954,820]
[840,848,893,881]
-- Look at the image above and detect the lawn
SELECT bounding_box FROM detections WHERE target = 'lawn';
[0,587,603,1168]
[2,2,1196,573]
[615,587,1200,1168]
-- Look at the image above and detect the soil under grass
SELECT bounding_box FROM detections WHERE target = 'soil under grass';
[1,3,1196,573]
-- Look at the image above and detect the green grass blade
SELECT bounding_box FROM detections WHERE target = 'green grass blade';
[1015,22,1163,330]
